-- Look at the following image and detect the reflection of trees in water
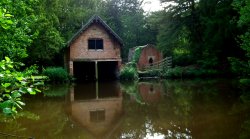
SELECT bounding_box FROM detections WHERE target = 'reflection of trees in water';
[0,111,39,136]
[121,81,145,104]
[161,79,243,139]
[230,85,250,139]
[0,85,101,139]
[119,79,243,139]
[120,80,194,138]
[0,97,79,138]
[43,84,70,97]
[1,80,249,138]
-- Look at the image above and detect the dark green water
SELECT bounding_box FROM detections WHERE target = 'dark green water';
[1,79,250,139]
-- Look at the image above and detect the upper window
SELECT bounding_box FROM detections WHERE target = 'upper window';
[88,39,103,50]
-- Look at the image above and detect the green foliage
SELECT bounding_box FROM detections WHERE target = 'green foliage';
[0,8,13,29]
[24,0,66,66]
[138,70,160,78]
[0,57,43,115]
[239,79,250,89]
[27,19,64,66]
[158,0,239,72]
[120,81,145,105]
[42,67,69,83]
[0,0,39,60]
[229,0,250,81]
[54,0,104,40]
[229,57,250,77]
[0,0,65,66]
[102,0,156,58]
[120,62,138,80]
[132,46,143,63]
[162,66,219,78]
[0,0,158,65]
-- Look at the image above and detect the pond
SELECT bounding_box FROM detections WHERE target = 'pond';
[1,79,250,139]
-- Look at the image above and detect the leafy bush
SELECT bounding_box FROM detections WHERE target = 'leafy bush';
[229,57,250,77]
[164,66,183,78]
[138,69,160,78]
[42,67,69,83]
[162,66,219,78]
[239,79,250,89]
[132,46,146,63]
[120,62,138,80]
[0,57,43,115]
[172,48,193,66]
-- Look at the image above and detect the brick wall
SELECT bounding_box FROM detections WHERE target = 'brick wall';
[70,23,121,61]
[137,46,163,70]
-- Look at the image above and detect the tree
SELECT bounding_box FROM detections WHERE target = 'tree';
[158,0,199,66]
[55,0,104,40]
[103,0,156,60]
[0,0,38,61]
[27,0,106,66]
[0,0,64,67]
[144,11,163,46]
[229,0,250,80]
[0,3,43,115]
[26,0,64,66]
[198,0,239,70]
[158,0,240,72]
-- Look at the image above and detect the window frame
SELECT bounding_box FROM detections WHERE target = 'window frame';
[88,38,104,51]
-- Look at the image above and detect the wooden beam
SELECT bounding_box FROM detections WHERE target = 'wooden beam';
[95,61,98,80]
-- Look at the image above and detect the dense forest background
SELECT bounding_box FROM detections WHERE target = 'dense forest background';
[0,0,249,78]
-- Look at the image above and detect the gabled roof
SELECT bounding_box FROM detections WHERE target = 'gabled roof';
[67,15,123,46]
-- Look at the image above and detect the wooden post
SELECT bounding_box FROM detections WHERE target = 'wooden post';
[96,81,99,99]
[69,61,73,76]
[95,61,98,81]
[95,61,99,99]
[70,86,74,102]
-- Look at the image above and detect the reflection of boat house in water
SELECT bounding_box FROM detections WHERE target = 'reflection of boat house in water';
[128,44,163,70]
[66,82,123,138]
[65,15,123,81]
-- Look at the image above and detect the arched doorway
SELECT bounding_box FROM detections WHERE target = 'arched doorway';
[149,57,153,66]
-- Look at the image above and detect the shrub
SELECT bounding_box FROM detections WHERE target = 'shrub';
[138,69,160,78]
[120,62,138,80]
[239,79,250,89]
[162,66,219,78]
[0,57,43,115]
[132,46,143,63]
[163,66,183,78]
[42,67,69,83]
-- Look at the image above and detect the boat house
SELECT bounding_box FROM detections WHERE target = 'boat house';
[65,15,123,81]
